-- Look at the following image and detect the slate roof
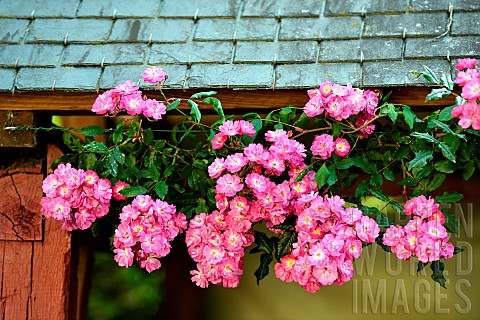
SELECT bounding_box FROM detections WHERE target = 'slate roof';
[0,0,479,92]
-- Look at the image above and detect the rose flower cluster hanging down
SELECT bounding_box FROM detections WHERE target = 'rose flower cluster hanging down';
[39,59,479,292]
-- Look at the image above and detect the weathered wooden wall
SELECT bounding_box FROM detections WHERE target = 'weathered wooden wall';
[0,144,74,320]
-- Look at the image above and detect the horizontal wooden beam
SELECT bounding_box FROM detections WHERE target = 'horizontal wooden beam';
[0,87,457,114]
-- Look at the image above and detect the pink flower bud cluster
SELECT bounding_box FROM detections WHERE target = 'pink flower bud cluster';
[186,210,255,288]
[310,134,351,159]
[113,195,187,273]
[452,58,480,130]
[211,120,256,149]
[304,81,378,137]
[382,195,454,263]
[274,193,380,293]
[92,67,167,120]
[41,163,112,231]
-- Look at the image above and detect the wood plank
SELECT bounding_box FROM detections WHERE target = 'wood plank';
[30,144,73,320]
[1,241,33,319]
[0,87,457,113]
[0,162,43,241]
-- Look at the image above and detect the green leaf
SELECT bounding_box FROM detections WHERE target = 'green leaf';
[387,104,398,123]
[252,231,274,255]
[331,122,343,138]
[393,147,410,160]
[463,160,475,180]
[203,97,225,120]
[397,178,415,188]
[113,121,124,144]
[163,165,175,178]
[370,188,390,203]
[440,73,454,90]
[188,100,201,122]
[148,161,160,182]
[143,128,154,145]
[431,120,466,141]
[314,164,330,189]
[254,253,273,285]
[187,169,201,192]
[438,106,454,122]
[355,180,370,198]
[85,153,98,170]
[443,209,459,234]
[195,198,209,214]
[190,91,217,99]
[402,105,417,130]
[425,173,446,192]
[351,156,377,174]
[63,131,84,152]
[439,143,456,162]
[327,165,338,186]
[84,141,109,153]
[178,124,195,144]
[417,261,426,273]
[430,260,447,288]
[422,65,440,84]
[105,153,118,177]
[275,229,297,260]
[154,181,168,199]
[433,160,456,173]
[436,192,464,204]
[383,168,396,181]
[411,132,439,144]
[166,99,181,111]
[336,158,355,169]
[370,173,383,188]
[279,107,293,123]
[242,112,261,120]
[81,125,105,137]
[408,150,433,170]
[293,112,310,129]
[425,88,451,102]
[119,186,147,197]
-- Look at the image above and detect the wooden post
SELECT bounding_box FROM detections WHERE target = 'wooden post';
[0,144,75,319]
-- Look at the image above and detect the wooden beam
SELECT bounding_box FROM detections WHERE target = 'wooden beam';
[0,87,457,113]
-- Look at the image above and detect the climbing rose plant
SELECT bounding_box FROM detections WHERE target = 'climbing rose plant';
[37,58,480,292]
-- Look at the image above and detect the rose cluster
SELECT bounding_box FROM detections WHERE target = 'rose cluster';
[304,81,378,137]
[41,163,112,231]
[191,123,376,290]
[113,195,187,272]
[91,67,167,120]
[211,120,256,150]
[382,195,454,263]
[310,134,351,160]
[452,58,480,129]
[274,193,380,293]
[186,210,255,288]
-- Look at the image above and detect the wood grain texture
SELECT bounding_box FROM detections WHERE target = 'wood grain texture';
[0,87,457,113]
[29,144,73,320]
[0,163,43,241]
[0,241,33,319]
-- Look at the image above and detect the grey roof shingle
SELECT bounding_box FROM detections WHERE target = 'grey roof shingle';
[0,0,479,92]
